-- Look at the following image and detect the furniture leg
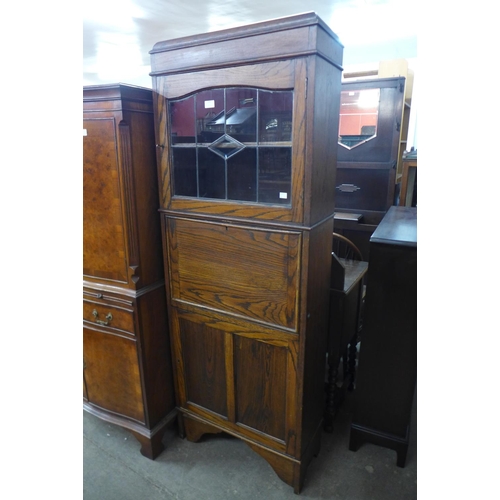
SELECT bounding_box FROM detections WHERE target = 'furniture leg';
[324,359,338,433]
[342,347,349,380]
[131,430,166,460]
[347,335,358,391]
[349,422,410,468]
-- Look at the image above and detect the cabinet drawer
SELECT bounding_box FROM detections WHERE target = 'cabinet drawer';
[335,167,394,212]
[83,299,135,336]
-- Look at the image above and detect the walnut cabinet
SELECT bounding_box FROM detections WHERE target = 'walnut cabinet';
[150,13,343,492]
[83,84,176,459]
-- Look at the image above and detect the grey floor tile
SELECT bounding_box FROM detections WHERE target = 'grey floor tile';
[83,393,417,499]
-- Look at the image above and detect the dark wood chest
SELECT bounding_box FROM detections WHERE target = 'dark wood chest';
[349,206,417,466]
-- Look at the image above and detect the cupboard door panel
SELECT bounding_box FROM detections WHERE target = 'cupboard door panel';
[179,318,228,418]
[168,217,300,330]
[83,327,145,423]
[83,118,128,283]
[174,307,298,448]
[234,336,287,441]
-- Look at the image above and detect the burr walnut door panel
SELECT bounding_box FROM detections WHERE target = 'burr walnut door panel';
[166,217,301,332]
[83,117,128,284]
[172,308,299,454]
[83,327,145,424]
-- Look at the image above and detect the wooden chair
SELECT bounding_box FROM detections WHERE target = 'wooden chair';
[324,233,368,432]
[332,232,363,263]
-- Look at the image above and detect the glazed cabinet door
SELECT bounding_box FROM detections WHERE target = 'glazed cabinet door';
[168,87,293,204]
[83,327,145,424]
[154,65,307,224]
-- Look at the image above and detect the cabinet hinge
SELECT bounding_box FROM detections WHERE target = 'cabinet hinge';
[305,77,308,99]
[396,121,401,132]
[399,82,404,93]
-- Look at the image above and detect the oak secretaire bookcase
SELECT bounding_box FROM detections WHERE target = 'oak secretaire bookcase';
[149,13,343,493]
[83,84,176,459]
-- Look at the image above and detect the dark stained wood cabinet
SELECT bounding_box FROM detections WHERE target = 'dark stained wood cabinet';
[149,13,343,493]
[349,206,417,467]
[334,77,407,260]
[83,84,176,459]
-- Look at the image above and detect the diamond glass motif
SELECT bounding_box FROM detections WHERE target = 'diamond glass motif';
[208,134,246,160]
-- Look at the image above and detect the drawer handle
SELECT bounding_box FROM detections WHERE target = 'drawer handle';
[92,309,113,326]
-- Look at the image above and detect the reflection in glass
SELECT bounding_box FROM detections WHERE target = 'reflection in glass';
[172,148,197,196]
[169,87,293,205]
[198,148,225,199]
[259,91,293,143]
[338,88,380,149]
[223,88,257,143]
[196,89,225,144]
[258,148,291,204]
[228,149,256,201]
[170,95,196,145]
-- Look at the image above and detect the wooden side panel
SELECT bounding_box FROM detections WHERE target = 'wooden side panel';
[83,327,145,423]
[123,108,165,287]
[290,58,307,225]
[83,118,128,283]
[299,218,334,454]
[136,286,176,427]
[167,218,301,331]
[307,55,342,225]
